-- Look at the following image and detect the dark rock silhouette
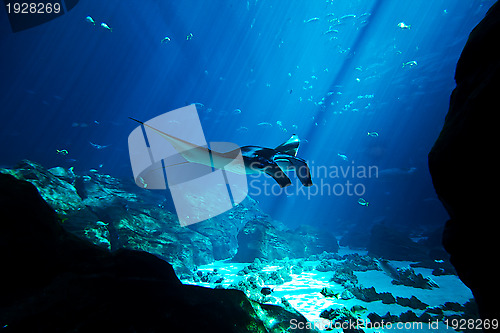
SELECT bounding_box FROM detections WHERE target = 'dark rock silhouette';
[429,1,500,323]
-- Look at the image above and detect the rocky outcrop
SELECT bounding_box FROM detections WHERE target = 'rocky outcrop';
[232,220,339,262]
[232,219,294,262]
[287,224,339,257]
[368,299,479,327]
[0,161,268,275]
[0,173,315,332]
[428,2,500,322]
[188,197,262,260]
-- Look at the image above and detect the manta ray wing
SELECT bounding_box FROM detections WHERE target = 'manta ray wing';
[274,134,300,156]
[274,154,313,187]
[264,163,292,188]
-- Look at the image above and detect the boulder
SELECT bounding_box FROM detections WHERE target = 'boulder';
[188,197,262,260]
[0,173,315,332]
[232,219,293,262]
[428,2,500,321]
[342,253,380,272]
[316,259,341,272]
[330,266,358,288]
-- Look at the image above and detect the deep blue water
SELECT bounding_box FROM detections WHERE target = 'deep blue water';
[0,0,495,230]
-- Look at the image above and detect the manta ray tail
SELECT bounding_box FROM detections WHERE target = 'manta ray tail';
[275,134,300,156]
[128,117,145,125]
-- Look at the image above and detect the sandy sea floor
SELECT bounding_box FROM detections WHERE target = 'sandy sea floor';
[182,247,474,332]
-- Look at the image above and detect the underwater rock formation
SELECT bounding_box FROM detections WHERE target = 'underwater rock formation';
[367,299,480,326]
[1,161,339,272]
[1,161,210,274]
[390,267,439,290]
[233,219,339,262]
[330,266,359,288]
[0,173,316,332]
[0,161,268,276]
[348,286,395,304]
[188,197,263,260]
[428,1,500,321]
[286,224,339,257]
[232,219,294,262]
[319,307,357,324]
[395,296,429,310]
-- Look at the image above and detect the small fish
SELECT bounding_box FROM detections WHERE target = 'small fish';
[434,259,445,264]
[397,22,411,29]
[233,108,242,114]
[357,198,369,206]
[186,33,193,40]
[236,126,248,132]
[260,287,274,295]
[337,153,348,161]
[85,16,95,25]
[304,17,320,23]
[100,22,112,31]
[324,28,339,35]
[56,149,69,155]
[367,131,379,137]
[320,287,341,299]
[340,14,357,20]
[89,141,110,149]
[350,305,367,315]
[161,36,171,44]
[402,60,418,68]
[96,221,109,226]
[257,122,272,127]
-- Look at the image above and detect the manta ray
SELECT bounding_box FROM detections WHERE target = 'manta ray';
[129,117,312,188]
